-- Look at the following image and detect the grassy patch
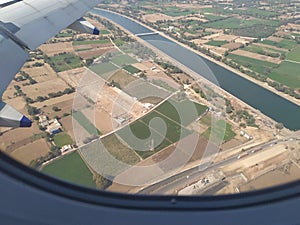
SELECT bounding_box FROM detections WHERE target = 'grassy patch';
[89,62,119,79]
[261,39,297,50]
[53,133,73,148]
[72,111,100,135]
[286,45,300,62]
[228,53,278,74]
[151,80,177,92]
[123,65,141,74]
[205,40,228,47]
[100,30,110,34]
[268,61,300,89]
[42,151,96,188]
[73,39,110,46]
[102,134,141,165]
[111,54,137,67]
[202,120,236,143]
[108,69,137,89]
[47,53,83,72]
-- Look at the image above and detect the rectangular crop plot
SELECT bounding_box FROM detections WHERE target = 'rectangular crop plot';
[72,111,101,135]
[73,39,110,46]
[111,54,137,67]
[53,132,74,148]
[89,62,119,79]
[228,53,277,74]
[286,45,300,62]
[46,53,83,72]
[268,61,300,89]
[42,151,96,188]
[116,99,207,159]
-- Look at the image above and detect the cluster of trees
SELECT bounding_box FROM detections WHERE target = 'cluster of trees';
[234,109,257,127]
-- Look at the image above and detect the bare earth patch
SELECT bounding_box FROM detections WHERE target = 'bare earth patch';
[39,42,73,56]
[231,49,282,64]
[10,139,50,165]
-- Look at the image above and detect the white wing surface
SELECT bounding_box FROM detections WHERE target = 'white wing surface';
[0,0,101,127]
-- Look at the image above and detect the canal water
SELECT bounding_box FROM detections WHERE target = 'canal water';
[91,8,300,130]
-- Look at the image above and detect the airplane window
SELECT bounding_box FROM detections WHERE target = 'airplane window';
[1,0,300,198]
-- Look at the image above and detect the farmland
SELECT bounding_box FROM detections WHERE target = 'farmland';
[46,53,83,72]
[42,151,96,188]
[53,133,74,148]
[89,62,119,78]
[117,98,207,159]
[72,111,101,135]
[111,54,137,67]
[228,53,278,74]
[268,61,300,89]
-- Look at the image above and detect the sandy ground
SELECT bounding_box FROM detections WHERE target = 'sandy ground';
[0,123,41,152]
[21,77,69,99]
[240,164,300,192]
[39,42,74,56]
[40,98,74,119]
[10,139,50,165]
[213,34,238,42]
[267,36,283,42]
[23,63,57,83]
[222,42,243,50]
[142,13,181,23]
[58,67,86,88]
[60,115,75,141]
[231,49,282,64]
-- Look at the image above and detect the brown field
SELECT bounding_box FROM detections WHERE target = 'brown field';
[77,48,114,59]
[39,42,73,56]
[231,49,282,64]
[222,42,243,50]
[239,164,300,192]
[95,108,113,134]
[2,79,21,100]
[39,97,74,119]
[205,45,228,56]
[32,93,75,109]
[10,139,50,165]
[193,39,209,45]
[0,123,41,152]
[58,67,86,88]
[60,115,75,141]
[21,77,69,99]
[23,63,57,83]
[142,13,181,23]
[213,34,238,42]
[266,36,283,42]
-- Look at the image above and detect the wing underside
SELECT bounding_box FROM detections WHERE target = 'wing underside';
[0,0,102,127]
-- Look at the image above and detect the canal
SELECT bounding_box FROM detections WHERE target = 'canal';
[91,8,300,130]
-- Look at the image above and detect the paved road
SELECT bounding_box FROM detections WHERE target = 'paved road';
[138,137,298,195]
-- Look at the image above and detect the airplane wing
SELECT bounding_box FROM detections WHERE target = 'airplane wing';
[0,0,102,127]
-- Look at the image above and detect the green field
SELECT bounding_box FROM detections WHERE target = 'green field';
[89,62,119,79]
[73,39,110,46]
[117,99,207,159]
[202,120,236,143]
[47,53,83,72]
[72,111,100,135]
[228,53,278,74]
[111,54,137,67]
[286,45,300,62]
[42,151,96,188]
[245,44,286,55]
[205,40,228,47]
[261,39,297,50]
[204,17,280,29]
[123,65,140,74]
[108,70,137,89]
[151,80,177,92]
[100,30,110,35]
[163,6,198,17]
[268,61,300,89]
[53,133,73,148]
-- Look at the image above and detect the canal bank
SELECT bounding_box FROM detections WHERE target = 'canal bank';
[91,8,300,131]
